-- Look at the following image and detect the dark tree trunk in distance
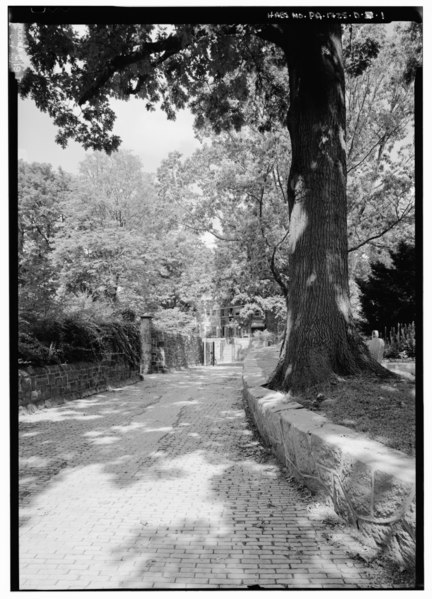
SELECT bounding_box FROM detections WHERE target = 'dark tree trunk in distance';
[268,24,389,391]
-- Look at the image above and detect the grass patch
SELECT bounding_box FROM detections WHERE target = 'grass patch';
[295,374,416,457]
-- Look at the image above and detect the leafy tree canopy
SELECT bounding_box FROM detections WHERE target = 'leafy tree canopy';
[18,160,72,316]
[19,21,395,150]
[20,24,284,151]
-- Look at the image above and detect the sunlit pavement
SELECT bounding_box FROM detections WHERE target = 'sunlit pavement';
[19,365,395,590]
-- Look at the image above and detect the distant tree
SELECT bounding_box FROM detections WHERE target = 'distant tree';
[158,126,290,296]
[356,241,415,332]
[51,150,214,319]
[18,160,72,316]
[75,149,154,230]
[152,306,199,335]
[153,157,216,314]
[52,151,157,309]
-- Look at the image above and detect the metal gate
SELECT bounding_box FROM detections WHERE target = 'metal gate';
[203,338,250,364]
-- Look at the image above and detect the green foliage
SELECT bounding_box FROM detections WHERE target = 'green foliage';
[158,127,290,310]
[251,329,277,346]
[152,307,198,335]
[51,151,156,310]
[345,23,416,281]
[19,23,294,151]
[356,242,415,332]
[344,33,380,77]
[397,22,422,85]
[190,31,289,134]
[20,23,122,152]
[383,322,416,359]
[18,312,141,367]
[18,160,72,316]
[236,296,286,335]
[18,328,60,367]
[46,150,213,317]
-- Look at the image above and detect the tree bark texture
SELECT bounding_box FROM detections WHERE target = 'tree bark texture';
[268,24,388,391]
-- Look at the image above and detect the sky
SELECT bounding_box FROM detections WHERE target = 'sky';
[18,97,202,175]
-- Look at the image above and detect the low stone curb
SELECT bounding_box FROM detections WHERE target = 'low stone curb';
[242,348,416,569]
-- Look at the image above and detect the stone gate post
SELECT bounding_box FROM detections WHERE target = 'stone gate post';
[139,314,153,377]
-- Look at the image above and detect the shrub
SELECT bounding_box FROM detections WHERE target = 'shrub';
[383,322,416,359]
[18,312,141,367]
[252,329,277,347]
[356,242,415,333]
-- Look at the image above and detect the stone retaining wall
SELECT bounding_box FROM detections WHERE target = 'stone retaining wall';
[242,348,416,568]
[139,316,203,373]
[150,329,203,372]
[163,332,203,369]
[19,356,140,410]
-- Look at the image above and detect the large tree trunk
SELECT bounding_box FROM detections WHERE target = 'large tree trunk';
[268,24,388,391]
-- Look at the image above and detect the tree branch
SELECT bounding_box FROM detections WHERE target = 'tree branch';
[273,164,288,204]
[347,75,371,161]
[347,123,403,174]
[254,184,289,297]
[270,246,288,296]
[348,204,414,253]
[183,220,240,242]
[78,31,192,105]
[30,223,52,247]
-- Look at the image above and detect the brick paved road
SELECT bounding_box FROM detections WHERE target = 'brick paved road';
[19,365,401,590]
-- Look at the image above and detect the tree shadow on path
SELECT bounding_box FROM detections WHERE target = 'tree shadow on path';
[18,365,411,590]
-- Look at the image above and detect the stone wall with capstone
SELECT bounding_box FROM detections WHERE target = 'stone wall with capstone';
[242,348,416,569]
[19,356,140,411]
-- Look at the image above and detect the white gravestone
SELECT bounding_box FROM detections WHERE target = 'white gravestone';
[367,331,385,363]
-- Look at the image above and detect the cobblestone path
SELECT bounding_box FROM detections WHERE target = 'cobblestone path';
[19,365,399,590]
